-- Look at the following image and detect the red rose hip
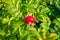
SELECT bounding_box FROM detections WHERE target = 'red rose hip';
[25,16,35,25]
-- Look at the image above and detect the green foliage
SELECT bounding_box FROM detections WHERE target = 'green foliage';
[0,0,60,40]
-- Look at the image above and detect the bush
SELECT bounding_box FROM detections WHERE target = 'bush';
[0,0,60,40]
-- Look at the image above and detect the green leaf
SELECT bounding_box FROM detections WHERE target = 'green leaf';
[2,18,9,24]
[0,29,5,36]
[49,33,58,40]
[27,35,31,40]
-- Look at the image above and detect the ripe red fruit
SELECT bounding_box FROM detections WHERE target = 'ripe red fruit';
[25,16,35,25]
